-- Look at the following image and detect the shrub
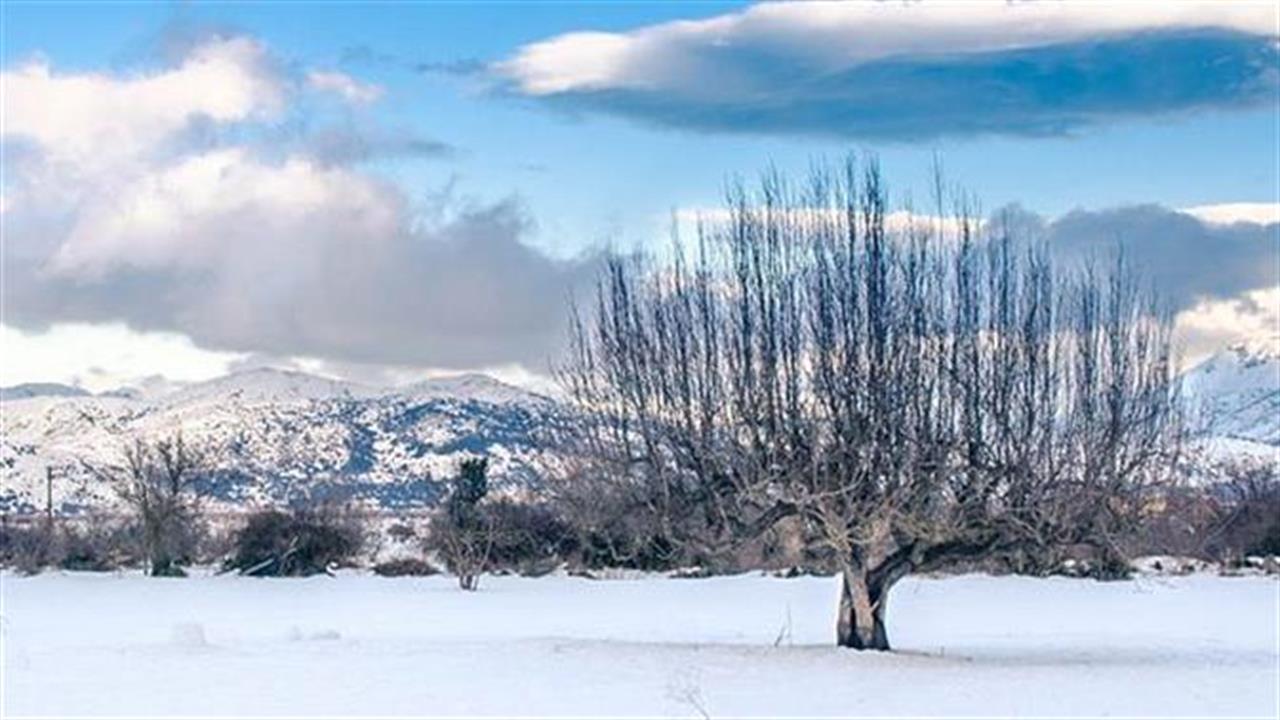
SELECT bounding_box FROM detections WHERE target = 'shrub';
[57,519,141,572]
[483,499,572,573]
[386,523,418,543]
[1211,460,1280,559]
[547,467,697,571]
[0,520,52,574]
[1,516,144,574]
[372,557,439,577]
[226,505,365,577]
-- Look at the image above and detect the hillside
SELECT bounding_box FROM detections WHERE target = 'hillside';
[3,343,1276,515]
[0,370,566,514]
[1180,341,1280,460]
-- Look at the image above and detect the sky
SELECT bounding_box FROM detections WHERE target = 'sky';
[2,0,1278,392]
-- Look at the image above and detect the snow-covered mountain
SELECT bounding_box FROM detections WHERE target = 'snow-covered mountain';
[4,343,1276,515]
[0,383,90,401]
[0,369,569,515]
[1180,342,1280,460]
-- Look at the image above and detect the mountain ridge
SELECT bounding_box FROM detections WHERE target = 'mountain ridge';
[0,370,564,514]
[3,346,1275,515]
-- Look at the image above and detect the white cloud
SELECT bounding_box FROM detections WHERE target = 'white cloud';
[0,322,245,392]
[2,36,283,167]
[1175,287,1280,365]
[307,70,384,104]
[2,34,597,377]
[500,1,1276,96]
[48,147,401,277]
[1182,203,1280,226]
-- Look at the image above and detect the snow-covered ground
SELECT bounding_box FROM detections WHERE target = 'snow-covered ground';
[2,571,1276,717]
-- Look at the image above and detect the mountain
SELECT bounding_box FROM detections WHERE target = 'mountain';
[4,343,1276,515]
[0,369,567,515]
[1180,342,1280,459]
[0,383,90,401]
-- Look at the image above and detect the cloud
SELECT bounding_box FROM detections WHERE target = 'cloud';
[1033,204,1278,313]
[1182,202,1280,226]
[307,70,384,104]
[3,36,284,168]
[676,198,1278,360]
[496,1,1279,140]
[305,125,454,166]
[991,203,1277,363]
[0,322,245,392]
[3,35,600,374]
[1175,287,1279,364]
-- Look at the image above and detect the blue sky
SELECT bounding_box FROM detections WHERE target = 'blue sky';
[6,2,1275,245]
[2,1,1278,389]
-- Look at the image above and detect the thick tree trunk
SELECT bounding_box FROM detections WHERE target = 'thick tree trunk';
[835,567,891,650]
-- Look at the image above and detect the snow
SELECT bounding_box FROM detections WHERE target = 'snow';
[396,372,551,407]
[159,367,377,408]
[0,383,89,401]
[0,368,559,513]
[1181,342,1280,446]
[2,571,1276,717]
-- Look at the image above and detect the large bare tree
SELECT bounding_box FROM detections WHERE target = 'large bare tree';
[558,158,1182,650]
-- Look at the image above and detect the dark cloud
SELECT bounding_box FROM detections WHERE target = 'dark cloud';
[1005,204,1278,312]
[306,126,455,166]
[416,58,486,77]
[503,26,1278,141]
[339,45,484,78]
[6,195,601,372]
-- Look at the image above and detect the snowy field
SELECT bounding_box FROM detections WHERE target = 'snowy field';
[2,571,1276,718]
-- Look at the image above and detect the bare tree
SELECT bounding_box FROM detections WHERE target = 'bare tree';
[108,434,207,576]
[558,157,1182,650]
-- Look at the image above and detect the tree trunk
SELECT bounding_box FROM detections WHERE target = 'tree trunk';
[836,567,891,650]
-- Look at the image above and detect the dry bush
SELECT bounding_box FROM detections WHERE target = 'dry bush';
[1,515,144,574]
[372,557,440,576]
[386,523,418,543]
[481,500,568,571]
[1126,461,1280,564]
[226,504,366,577]
[56,517,142,571]
[1206,460,1280,560]
[546,465,693,571]
[0,519,52,574]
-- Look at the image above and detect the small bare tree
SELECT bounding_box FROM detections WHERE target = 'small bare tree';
[109,434,207,576]
[559,157,1183,649]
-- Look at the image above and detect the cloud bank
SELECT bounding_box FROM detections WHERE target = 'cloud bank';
[496,1,1280,140]
[3,35,598,373]
[1037,204,1278,313]
[1002,202,1278,360]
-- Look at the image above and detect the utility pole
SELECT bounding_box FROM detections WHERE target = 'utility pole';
[45,466,55,534]
[41,465,57,563]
